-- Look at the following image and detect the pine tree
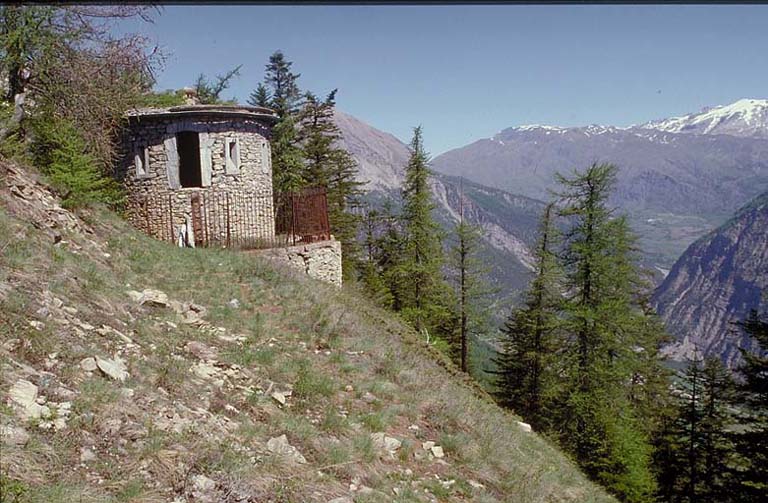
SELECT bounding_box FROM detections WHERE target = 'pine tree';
[492,202,563,429]
[247,83,270,107]
[296,89,364,277]
[261,50,304,193]
[555,163,661,502]
[395,126,456,338]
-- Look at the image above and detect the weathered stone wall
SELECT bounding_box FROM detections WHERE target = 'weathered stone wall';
[118,116,274,244]
[254,239,342,287]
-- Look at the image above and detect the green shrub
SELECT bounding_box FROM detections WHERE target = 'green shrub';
[29,117,123,209]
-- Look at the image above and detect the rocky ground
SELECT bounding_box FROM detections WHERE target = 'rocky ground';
[0,160,613,502]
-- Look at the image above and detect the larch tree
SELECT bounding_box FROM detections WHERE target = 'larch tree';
[555,163,662,503]
[395,126,455,338]
[448,185,495,373]
[492,202,563,430]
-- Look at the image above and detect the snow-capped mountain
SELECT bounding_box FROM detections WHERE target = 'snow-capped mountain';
[642,98,768,139]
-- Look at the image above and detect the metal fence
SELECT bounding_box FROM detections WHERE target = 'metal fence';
[130,187,331,250]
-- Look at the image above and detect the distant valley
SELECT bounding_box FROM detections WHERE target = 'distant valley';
[336,98,768,366]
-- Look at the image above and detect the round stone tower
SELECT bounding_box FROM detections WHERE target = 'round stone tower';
[118,104,279,247]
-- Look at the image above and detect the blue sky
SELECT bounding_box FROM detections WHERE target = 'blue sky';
[119,4,768,155]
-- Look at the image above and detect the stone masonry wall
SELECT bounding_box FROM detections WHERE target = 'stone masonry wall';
[254,239,342,287]
[118,116,274,245]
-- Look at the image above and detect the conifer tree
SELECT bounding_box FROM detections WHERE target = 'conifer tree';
[296,89,364,277]
[374,200,407,311]
[247,83,270,107]
[657,355,736,503]
[264,50,301,117]
[194,65,242,104]
[395,126,455,337]
[731,310,768,501]
[555,163,662,502]
[358,206,396,308]
[260,50,304,193]
[492,202,563,428]
[448,188,495,373]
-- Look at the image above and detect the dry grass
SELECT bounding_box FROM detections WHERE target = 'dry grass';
[0,162,615,502]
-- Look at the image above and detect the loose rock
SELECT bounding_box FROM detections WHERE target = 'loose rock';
[266,434,307,464]
[517,421,533,433]
[137,289,169,307]
[80,357,98,372]
[8,379,44,419]
[1,425,30,446]
[96,355,129,381]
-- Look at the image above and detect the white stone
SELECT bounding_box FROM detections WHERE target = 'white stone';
[80,357,98,371]
[430,445,445,458]
[266,434,307,464]
[228,298,240,309]
[516,421,533,433]
[96,355,129,381]
[271,391,286,406]
[28,320,45,331]
[8,379,44,420]
[421,441,435,451]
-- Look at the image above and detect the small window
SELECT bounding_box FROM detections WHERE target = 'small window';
[134,146,149,178]
[225,137,241,175]
[177,131,202,188]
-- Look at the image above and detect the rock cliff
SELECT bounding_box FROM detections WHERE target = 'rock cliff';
[653,192,768,367]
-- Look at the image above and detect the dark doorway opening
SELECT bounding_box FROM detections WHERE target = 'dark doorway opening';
[177,131,202,188]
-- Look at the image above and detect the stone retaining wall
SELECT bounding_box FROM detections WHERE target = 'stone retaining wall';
[254,240,342,287]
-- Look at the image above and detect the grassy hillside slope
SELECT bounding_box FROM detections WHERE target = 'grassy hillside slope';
[0,161,613,502]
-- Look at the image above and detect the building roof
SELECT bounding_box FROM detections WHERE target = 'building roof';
[124,104,279,124]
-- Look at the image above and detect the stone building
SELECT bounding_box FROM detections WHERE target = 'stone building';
[118,104,342,286]
[118,104,279,247]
